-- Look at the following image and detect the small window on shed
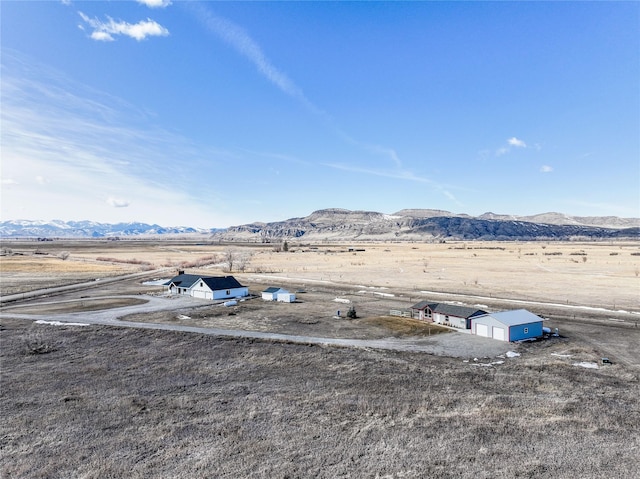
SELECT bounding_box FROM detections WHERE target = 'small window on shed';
[524,327,529,334]
[226,290,231,295]
[200,281,203,287]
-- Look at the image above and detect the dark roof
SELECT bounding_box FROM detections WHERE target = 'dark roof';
[164,274,245,291]
[163,273,201,288]
[410,301,439,310]
[432,303,486,319]
[262,287,282,293]
[201,276,245,291]
[410,301,486,318]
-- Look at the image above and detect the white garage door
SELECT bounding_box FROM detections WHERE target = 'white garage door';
[192,290,207,299]
[493,327,506,341]
[476,323,489,337]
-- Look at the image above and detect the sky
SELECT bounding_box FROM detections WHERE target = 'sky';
[1,1,639,228]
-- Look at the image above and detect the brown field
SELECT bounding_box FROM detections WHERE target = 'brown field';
[2,238,639,309]
[1,238,639,478]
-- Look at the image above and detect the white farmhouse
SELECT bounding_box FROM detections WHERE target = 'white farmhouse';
[164,273,248,300]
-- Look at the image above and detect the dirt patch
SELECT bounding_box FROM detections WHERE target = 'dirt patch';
[361,315,450,337]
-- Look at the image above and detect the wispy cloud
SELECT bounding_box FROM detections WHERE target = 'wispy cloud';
[540,165,553,173]
[137,0,172,8]
[107,197,131,208]
[78,12,169,41]
[185,4,455,203]
[324,162,462,206]
[496,136,529,156]
[0,50,231,226]
[187,3,311,108]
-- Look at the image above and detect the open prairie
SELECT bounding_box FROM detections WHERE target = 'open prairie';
[2,238,639,309]
[1,238,639,478]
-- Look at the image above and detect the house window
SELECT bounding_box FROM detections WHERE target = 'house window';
[200,282,204,287]
[524,327,529,334]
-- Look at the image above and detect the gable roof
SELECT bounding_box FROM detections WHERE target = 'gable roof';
[164,274,245,291]
[164,273,201,288]
[201,276,245,291]
[474,309,543,327]
[410,301,439,310]
[410,301,486,319]
[262,287,284,293]
[432,303,487,319]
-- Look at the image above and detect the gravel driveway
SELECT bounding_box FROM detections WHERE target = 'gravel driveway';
[0,294,512,358]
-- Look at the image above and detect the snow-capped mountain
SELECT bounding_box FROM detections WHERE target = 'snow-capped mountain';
[0,220,222,238]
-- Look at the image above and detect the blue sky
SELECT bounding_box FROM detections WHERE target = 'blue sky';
[1,1,638,228]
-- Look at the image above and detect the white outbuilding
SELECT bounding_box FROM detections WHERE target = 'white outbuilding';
[262,287,287,301]
[277,291,296,303]
[471,309,544,342]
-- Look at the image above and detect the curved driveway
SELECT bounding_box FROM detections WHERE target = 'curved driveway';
[0,294,512,358]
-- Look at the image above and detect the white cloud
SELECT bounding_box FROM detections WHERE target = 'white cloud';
[107,197,130,208]
[507,137,527,148]
[496,137,529,156]
[137,0,172,8]
[540,165,553,173]
[78,12,169,42]
[35,175,50,184]
[91,31,115,42]
[1,178,19,185]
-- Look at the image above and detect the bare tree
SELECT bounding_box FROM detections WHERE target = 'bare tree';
[59,251,70,261]
[223,249,235,273]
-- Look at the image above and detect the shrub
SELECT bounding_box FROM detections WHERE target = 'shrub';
[23,326,57,355]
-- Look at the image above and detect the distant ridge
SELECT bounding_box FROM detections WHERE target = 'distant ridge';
[216,208,640,242]
[1,210,638,240]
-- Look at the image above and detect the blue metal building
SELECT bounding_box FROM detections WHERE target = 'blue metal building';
[471,309,544,342]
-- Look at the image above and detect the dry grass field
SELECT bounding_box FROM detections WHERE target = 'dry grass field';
[1,238,639,478]
[2,238,638,309]
[1,319,639,478]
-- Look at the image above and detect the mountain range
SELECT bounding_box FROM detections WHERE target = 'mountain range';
[0,220,218,238]
[1,209,638,241]
[214,209,639,242]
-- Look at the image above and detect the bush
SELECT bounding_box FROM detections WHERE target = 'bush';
[23,326,57,355]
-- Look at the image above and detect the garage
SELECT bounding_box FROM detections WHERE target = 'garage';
[472,309,544,342]
[476,323,489,337]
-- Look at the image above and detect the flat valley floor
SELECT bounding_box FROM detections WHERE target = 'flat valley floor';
[1,239,639,478]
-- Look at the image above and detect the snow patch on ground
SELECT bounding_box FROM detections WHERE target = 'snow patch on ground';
[506,351,520,358]
[373,292,395,297]
[333,298,351,304]
[573,361,599,369]
[176,314,191,320]
[473,360,504,367]
[551,353,572,358]
[35,320,89,327]
[142,278,170,285]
